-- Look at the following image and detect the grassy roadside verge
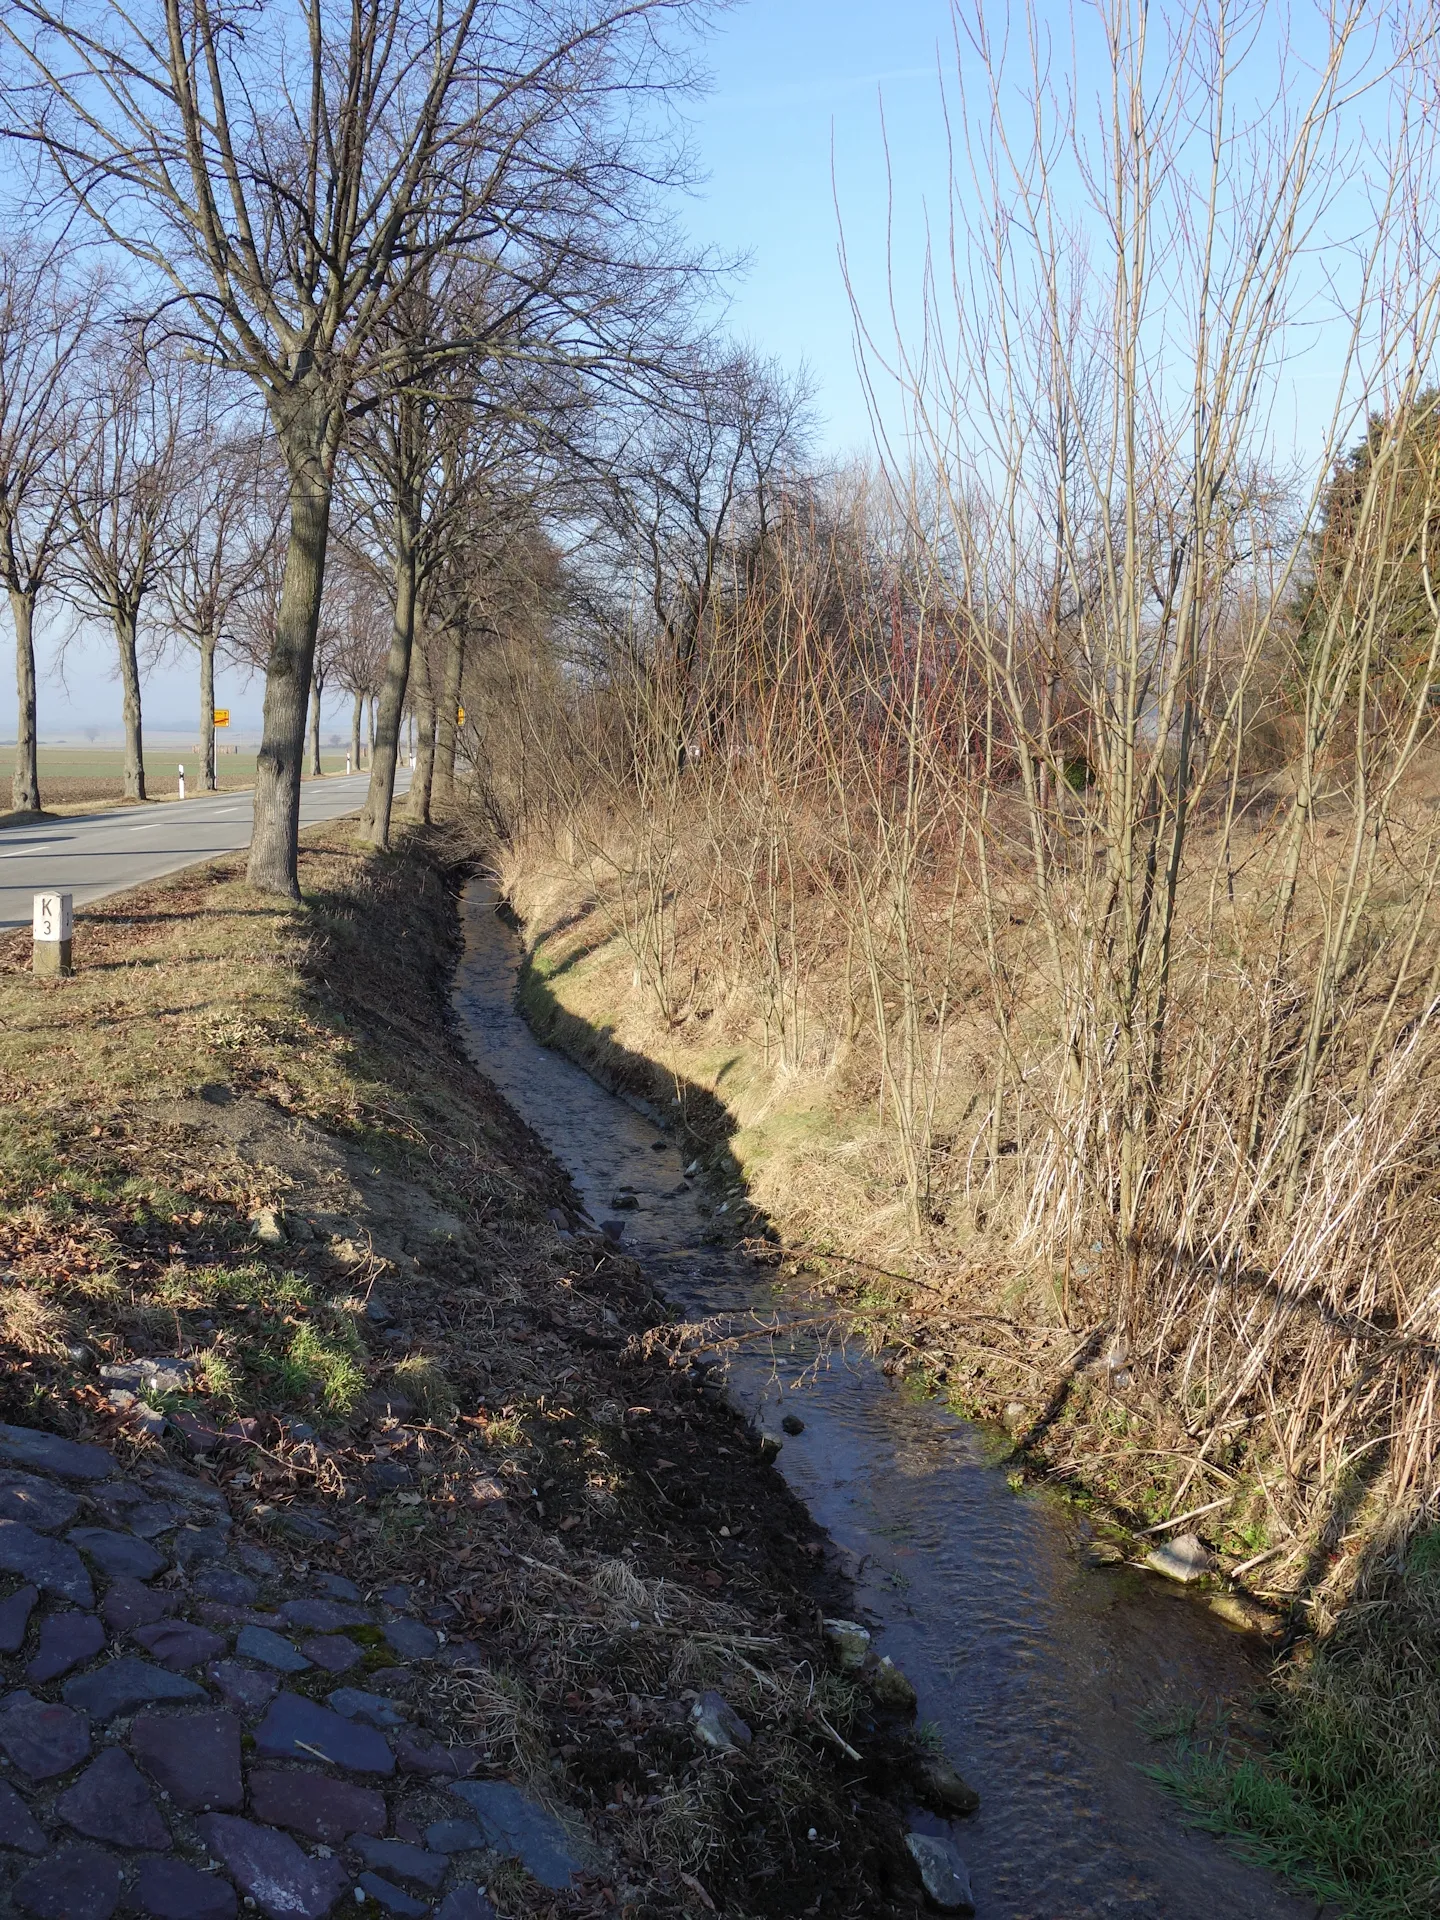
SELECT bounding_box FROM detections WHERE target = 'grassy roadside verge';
[498,849,1440,1920]
[0,828,928,1920]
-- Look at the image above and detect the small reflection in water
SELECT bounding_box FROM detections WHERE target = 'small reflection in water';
[453,882,1317,1920]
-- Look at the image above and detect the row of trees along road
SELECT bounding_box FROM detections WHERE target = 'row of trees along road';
[0,269,394,809]
[0,0,721,889]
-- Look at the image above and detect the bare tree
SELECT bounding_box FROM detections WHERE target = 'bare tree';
[3,0,719,894]
[164,426,277,789]
[61,345,183,800]
[0,242,95,812]
[587,351,814,765]
[404,625,439,823]
[306,597,343,778]
[349,376,430,845]
[327,545,389,771]
[430,504,561,811]
[346,300,554,844]
[430,615,468,814]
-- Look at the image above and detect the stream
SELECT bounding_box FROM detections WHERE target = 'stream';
[452,881,1319,1920]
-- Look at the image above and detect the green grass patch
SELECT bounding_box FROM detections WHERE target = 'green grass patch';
[1155,1530,1440,1918]
[254,1321,366,1414]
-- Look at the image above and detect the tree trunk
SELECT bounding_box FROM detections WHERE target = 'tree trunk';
[369,694,377,749]
[114,604,146,802]
[9,586,40,813]
[307,675,324,776]
[248,405,338,898]
[405,636,437,824]
[350,692,363,771]
[200,630,218,790]
[432,625,466,812]
[359,505,417,848]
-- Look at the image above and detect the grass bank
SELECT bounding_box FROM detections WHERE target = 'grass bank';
[0,828,931,1920]
[497,842,1440,1920]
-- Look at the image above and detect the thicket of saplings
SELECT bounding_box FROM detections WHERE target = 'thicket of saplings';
[487,414,1440,1498]
[468,408,1440,1906]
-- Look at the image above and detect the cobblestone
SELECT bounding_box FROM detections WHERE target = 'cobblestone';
[0,1418,605,1916]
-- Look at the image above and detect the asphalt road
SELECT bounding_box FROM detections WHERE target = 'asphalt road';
[0,773,403,932]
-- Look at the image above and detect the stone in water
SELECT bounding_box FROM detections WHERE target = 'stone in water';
[905,1832,976,1912]
[870,1655,918,1714]
[1146,1531,1215,1583]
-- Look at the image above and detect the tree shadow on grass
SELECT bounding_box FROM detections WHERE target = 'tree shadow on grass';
[513,936,747,1202]
[78,907,283,926]
[1017,1325,1107,1451]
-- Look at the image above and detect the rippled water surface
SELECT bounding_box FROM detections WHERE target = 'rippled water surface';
[453,882,1318,1920]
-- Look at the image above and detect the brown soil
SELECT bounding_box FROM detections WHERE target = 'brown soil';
[5,773,259,811]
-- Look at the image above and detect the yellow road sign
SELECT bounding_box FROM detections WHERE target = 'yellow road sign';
[213,708,230,728]
[457,705,465,725]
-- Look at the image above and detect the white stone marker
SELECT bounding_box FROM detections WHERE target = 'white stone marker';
[33,891,73,977]
[177,764,186,800]
[346,753,352,776]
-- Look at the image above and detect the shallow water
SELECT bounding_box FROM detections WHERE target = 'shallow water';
[452,882,1319,1920]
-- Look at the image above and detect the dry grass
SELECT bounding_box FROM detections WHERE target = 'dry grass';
[497,768,1440,1590]
[0,1284,75,1358]
[391,1353,458,1423]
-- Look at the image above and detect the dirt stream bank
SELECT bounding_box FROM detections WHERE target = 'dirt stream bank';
[0,829,928,1919]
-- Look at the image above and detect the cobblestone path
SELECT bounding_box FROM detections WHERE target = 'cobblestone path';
[0,1420,586,1918]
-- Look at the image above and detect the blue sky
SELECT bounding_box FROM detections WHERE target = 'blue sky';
[13,0,943,740]
[3,0,1391,742]
[684,0,948,459]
